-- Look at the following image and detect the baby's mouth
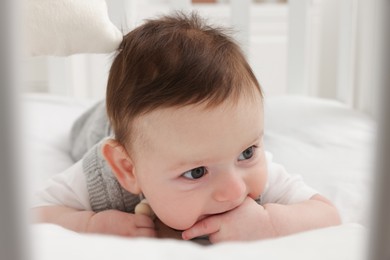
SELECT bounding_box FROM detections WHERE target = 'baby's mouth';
[196,200,246,222]
[163,207,241,232]
[196,214,209,222]
[196,208,234,222]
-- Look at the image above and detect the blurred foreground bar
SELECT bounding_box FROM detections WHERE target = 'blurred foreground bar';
[368,0,390,260]
[0,0,26,260]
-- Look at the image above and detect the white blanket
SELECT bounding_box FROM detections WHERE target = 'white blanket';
[31,223,366,260]
[24,94,374,259]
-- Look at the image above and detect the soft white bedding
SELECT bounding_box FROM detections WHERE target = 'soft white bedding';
[24,94,374,259]
[31,223,366,260]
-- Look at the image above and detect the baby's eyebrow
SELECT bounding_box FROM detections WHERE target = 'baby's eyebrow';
[169,159,206,173]
[169,131,264,172]
[245,131,264,146]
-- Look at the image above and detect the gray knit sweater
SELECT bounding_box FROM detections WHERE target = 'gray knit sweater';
[82,142,140,213]
[70,101,140,213]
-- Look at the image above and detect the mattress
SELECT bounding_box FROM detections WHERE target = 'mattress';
[24,93,375,259]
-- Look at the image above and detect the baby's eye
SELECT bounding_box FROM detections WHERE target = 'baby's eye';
[238,146,256,161]
[182,167,207,180]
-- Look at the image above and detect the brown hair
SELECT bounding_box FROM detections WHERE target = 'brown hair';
[106,12,262,148]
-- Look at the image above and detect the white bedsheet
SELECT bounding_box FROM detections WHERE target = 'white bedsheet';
[24,94,375,259]
[31,223,367,260]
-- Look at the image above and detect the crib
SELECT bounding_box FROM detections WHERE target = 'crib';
[23,0,383,259]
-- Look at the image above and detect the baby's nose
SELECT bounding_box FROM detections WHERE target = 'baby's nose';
[212,171,246,202]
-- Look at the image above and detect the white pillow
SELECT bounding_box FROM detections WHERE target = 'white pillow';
[26,0,123,56]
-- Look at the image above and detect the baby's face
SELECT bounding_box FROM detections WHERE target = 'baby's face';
[130,95,267,230]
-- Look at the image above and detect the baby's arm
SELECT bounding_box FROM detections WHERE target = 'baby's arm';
[31,161,156,237]
[182,194,340,243]
[263,194,340,236]
[32,206,156,237]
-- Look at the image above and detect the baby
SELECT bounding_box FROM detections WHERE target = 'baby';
[32,12,340,243]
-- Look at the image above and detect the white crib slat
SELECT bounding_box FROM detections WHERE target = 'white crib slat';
[169,0,192,10]
[48,55,109,99]
[287,0,310,95]
[336,0,358,107]
[106,0,127,29]
[354,0,379,115]
[48,56,89,97]
[230,0,251,54]
[124,0,139,29]
[47,57,72,96]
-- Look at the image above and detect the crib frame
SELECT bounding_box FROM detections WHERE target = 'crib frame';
[35,0,381,116]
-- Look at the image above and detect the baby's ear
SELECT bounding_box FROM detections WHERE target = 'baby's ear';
[101,139,141,194]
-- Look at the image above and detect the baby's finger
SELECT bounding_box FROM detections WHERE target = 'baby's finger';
[136,227,157,237]
[182,216,220,240]
[135,214,155,228]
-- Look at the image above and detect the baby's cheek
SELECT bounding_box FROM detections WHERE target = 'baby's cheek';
[151,203,198,230]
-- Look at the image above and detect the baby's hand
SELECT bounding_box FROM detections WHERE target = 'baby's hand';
[87,209,156,237]
[182,196,277,243]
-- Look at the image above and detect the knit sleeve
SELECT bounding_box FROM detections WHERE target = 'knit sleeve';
[83,141,140,213]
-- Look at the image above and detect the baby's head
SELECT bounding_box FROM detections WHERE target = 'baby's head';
[102,12,268,230]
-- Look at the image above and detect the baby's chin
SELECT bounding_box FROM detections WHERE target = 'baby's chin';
[157,215,200,231]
